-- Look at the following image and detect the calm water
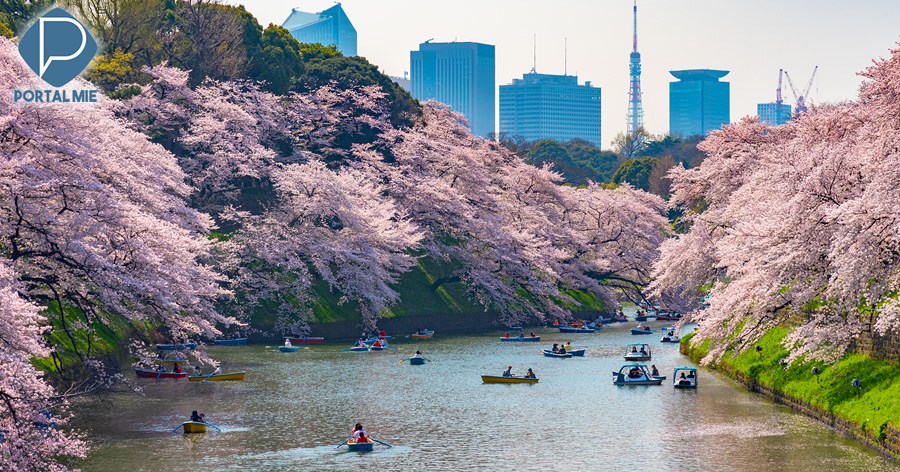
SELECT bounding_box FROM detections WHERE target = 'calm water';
[74,322,898,471]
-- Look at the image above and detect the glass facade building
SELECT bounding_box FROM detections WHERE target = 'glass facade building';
[669,69,730,137]
[757,102,792,126]
[282,4,357,56]
[499,73,601,146]
[410,41,496,137]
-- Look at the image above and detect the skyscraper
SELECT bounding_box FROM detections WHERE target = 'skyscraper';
[757,102,792,126]
[626,0,643,135]
[282,4,357,56]
[499,73,601,146]
[410,41,496,137]
[669,69,730,137]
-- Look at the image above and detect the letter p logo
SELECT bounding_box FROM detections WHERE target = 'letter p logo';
[18,8,98,87]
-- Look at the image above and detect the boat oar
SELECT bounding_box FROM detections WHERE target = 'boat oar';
[203,421,223,432]
[170,423,184,433]
[202,371,216,382]
[371,438,393,448]
[335,437,353,448]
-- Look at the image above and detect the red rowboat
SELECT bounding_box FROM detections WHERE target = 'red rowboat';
[135,368,188,379]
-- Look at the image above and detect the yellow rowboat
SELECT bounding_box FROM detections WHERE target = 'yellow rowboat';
[181,421,208,434]
[188,372,246,382]
[481,375,539,384]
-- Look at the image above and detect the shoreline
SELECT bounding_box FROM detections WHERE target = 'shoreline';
[680,337,900,463]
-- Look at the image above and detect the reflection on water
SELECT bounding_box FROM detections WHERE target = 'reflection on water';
[74,323,898,471]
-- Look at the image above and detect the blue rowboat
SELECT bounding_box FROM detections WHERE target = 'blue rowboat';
[558,326,595,333]
[409,357,426,365]
[370,346,387,351]
[542,350,573,358]
[346,441,374,452]
[156,343,196,351]
[499,336,541,342]
[213,338,247,346]
[279,346,300,352]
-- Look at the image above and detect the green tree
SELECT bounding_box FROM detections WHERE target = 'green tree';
[611,157,656,191]
[246,24,304,94]
[85,48,141,91]
[564,138,621,183]
[526,139,601,184]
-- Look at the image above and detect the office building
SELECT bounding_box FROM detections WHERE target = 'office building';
[282,4,357,56]
[499,73,601,146]
[410,41,495,137]
[757,102,792,126]
[669,69,730,137]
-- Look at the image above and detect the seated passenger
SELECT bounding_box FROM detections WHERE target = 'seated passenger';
[503,366,513,377]
[524,368,536,379]
[551,343,559,353]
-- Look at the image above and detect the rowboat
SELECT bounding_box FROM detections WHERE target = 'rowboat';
[674,367,698,389]
[156,343,197,351]
[499,336,541,342]
[624,343,652,361]
[411,330,434,340]
[631,325,654,335]
[369,345,387,351]
[558,326,595,333]
[188,371,246,382]
[181,421,208,434]
[409,357,426,365]
[279,346,300,352]
[285,336,325,344]
[213,338,248,346]
[346,440,374,452]
[349,345,370,352]
[363,336,393,344]
[542,350,573,358]
[612,364,664,386]
[634,314,649,321]
[481,375,539,384]
[135,368,188,379]
[655,313,682,321]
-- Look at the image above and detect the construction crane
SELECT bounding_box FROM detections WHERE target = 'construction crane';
[783,66,818,114]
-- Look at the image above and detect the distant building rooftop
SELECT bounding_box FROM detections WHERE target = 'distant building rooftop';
[670,69,730,81]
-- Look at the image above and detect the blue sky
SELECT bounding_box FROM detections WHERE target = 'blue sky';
[240,1,900,147]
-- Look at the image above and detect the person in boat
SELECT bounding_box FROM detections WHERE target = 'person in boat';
[565,342,572,352]
[372,339,382,348]
[190,411,203,422]
[413,350,423,358]
[651,365,659,377]
[213,366,222,375]
[503,366,513,377]
[193,365,202,376]
[524,368,536,379]
[379,328,387,337]
[643,326,651,331]
[631,346,638,353]
[503,332,510,338]
[629,367,641,378]
[529,332,536,338]
[551,343,559,353]
[639,346,647,354]
[558,345,566,354]
[680,372,687,379]
[356,339,367,348]
[353,424,369,443]
[687,370,695,378]
[284,338,292,348]
[172,363,182,374]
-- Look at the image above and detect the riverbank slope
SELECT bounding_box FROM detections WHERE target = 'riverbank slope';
[681,328,900,461]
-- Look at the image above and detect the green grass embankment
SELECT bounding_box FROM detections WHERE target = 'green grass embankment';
[682,329,900,441]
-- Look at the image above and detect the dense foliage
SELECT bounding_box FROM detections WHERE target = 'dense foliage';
[653,44,900,364]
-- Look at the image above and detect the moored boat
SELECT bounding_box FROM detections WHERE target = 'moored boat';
[673,367,698,389]
[181,421,208,434]
[499,335,541,342]
[542,350,573,358]
[624,343,652,361]
[612,364,664,386]
[481,375,539,384]
[279,345,300,352]
[156,343,197,351]
[135,368,188,379]
[188,371,246,382]
[285,336,325,344]
[213,338,247,346]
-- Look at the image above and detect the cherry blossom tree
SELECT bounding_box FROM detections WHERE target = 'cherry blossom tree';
[652,44,900,363]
